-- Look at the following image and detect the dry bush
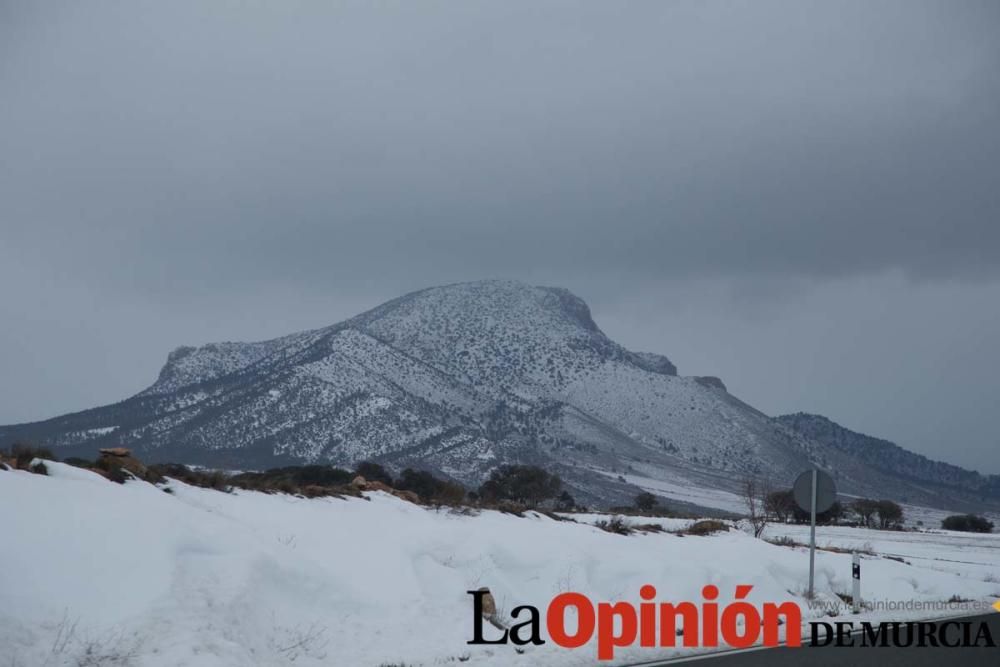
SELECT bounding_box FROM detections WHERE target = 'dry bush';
[632,522,665,533]
[595,516,632,535]
[682,519,730,536]
[228,465,358,497]
[1,442,56,472]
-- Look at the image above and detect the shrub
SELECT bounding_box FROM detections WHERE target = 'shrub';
[395,468,466,505]
[634,492,658,512]
[595,516,632,535]
[227,465,356,495]
[555,490,576,511]
[683,519,729,536]
[275,479,298,494]
[89,454,164,484]
[632,522,665,533]
[3,442,56,470]
[478,465,561,507]
[104,466,130,484]
[394,468,440,499]
[496,500,527,517]
[288,465,353,487]
[435,481,467,505]
[354,461,393,485]
[941,514,994,533]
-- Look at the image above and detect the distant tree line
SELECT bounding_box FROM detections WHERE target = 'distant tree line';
[762,488,905,529]
[4,442,583,513]
[344,461,571,509]
[941,514,994,533]
[476,464,567,508]
[230,460,573,510]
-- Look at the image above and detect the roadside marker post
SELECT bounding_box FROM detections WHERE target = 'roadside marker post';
[852,552,861,614]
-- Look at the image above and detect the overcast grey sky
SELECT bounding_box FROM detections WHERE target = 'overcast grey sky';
[1,1,998,472]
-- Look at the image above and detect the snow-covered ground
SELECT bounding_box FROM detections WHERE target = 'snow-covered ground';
[3,463,999,667]
[601,471,747,514]
[765,522,1000,583]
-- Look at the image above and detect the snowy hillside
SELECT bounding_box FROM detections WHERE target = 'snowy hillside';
[3,463,999,667]
[1,280,996,511]
[777,413,1000,502]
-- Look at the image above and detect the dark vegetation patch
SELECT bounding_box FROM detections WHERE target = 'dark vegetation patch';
[595,516,633,535]
[0,443,56,474]
[680,519,730,536]
[228,465,355,495]
[477,465,562,507]
[941,514,994,533]
[593,515,669,535]
[354,461,393,486]
[395,468,466,505]
[0,448,703,536]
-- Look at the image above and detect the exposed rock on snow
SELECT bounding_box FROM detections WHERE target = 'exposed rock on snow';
[98,447,148,479]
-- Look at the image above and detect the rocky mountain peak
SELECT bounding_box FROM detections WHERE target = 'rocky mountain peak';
[7,281,993,512]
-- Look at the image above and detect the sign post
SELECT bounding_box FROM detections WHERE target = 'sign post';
[793,468,837,600]
[809,469,817,598]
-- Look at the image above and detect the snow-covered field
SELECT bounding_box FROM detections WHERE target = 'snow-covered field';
[603,471,747,514]
[3,463,999,667]
[765,522,1000,583]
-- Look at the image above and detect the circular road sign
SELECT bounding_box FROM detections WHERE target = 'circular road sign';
[793,469,837,514]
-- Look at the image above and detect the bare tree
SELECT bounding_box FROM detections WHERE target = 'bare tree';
[875,499,904,530]
[764,489,796,523]
[851,498,879,528]
[742,476,770,538]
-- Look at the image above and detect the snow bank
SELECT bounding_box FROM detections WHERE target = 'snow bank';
[3,463,999,666]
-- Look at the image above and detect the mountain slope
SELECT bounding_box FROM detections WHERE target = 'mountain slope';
[1,280,994,511]
[777,413,1000,509]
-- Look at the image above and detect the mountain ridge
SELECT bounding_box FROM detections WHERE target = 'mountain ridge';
[1,280,995,512]
[776,412,1000,501]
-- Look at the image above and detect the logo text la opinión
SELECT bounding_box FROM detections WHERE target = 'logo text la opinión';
[468,587,999,659]
[468,585,800,660]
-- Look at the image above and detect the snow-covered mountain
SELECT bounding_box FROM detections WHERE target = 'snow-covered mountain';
[777,413,1000,507]
[2,280,996,510]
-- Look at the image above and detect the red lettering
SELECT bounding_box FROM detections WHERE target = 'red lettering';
[597,602,637,660]
[547,592,595,649]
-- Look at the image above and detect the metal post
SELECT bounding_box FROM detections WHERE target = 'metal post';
[808,468,817,599]
[852,552,861,614]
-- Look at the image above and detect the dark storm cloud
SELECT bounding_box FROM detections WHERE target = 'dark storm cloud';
[1,1,998,471]
[3,0,998,290]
